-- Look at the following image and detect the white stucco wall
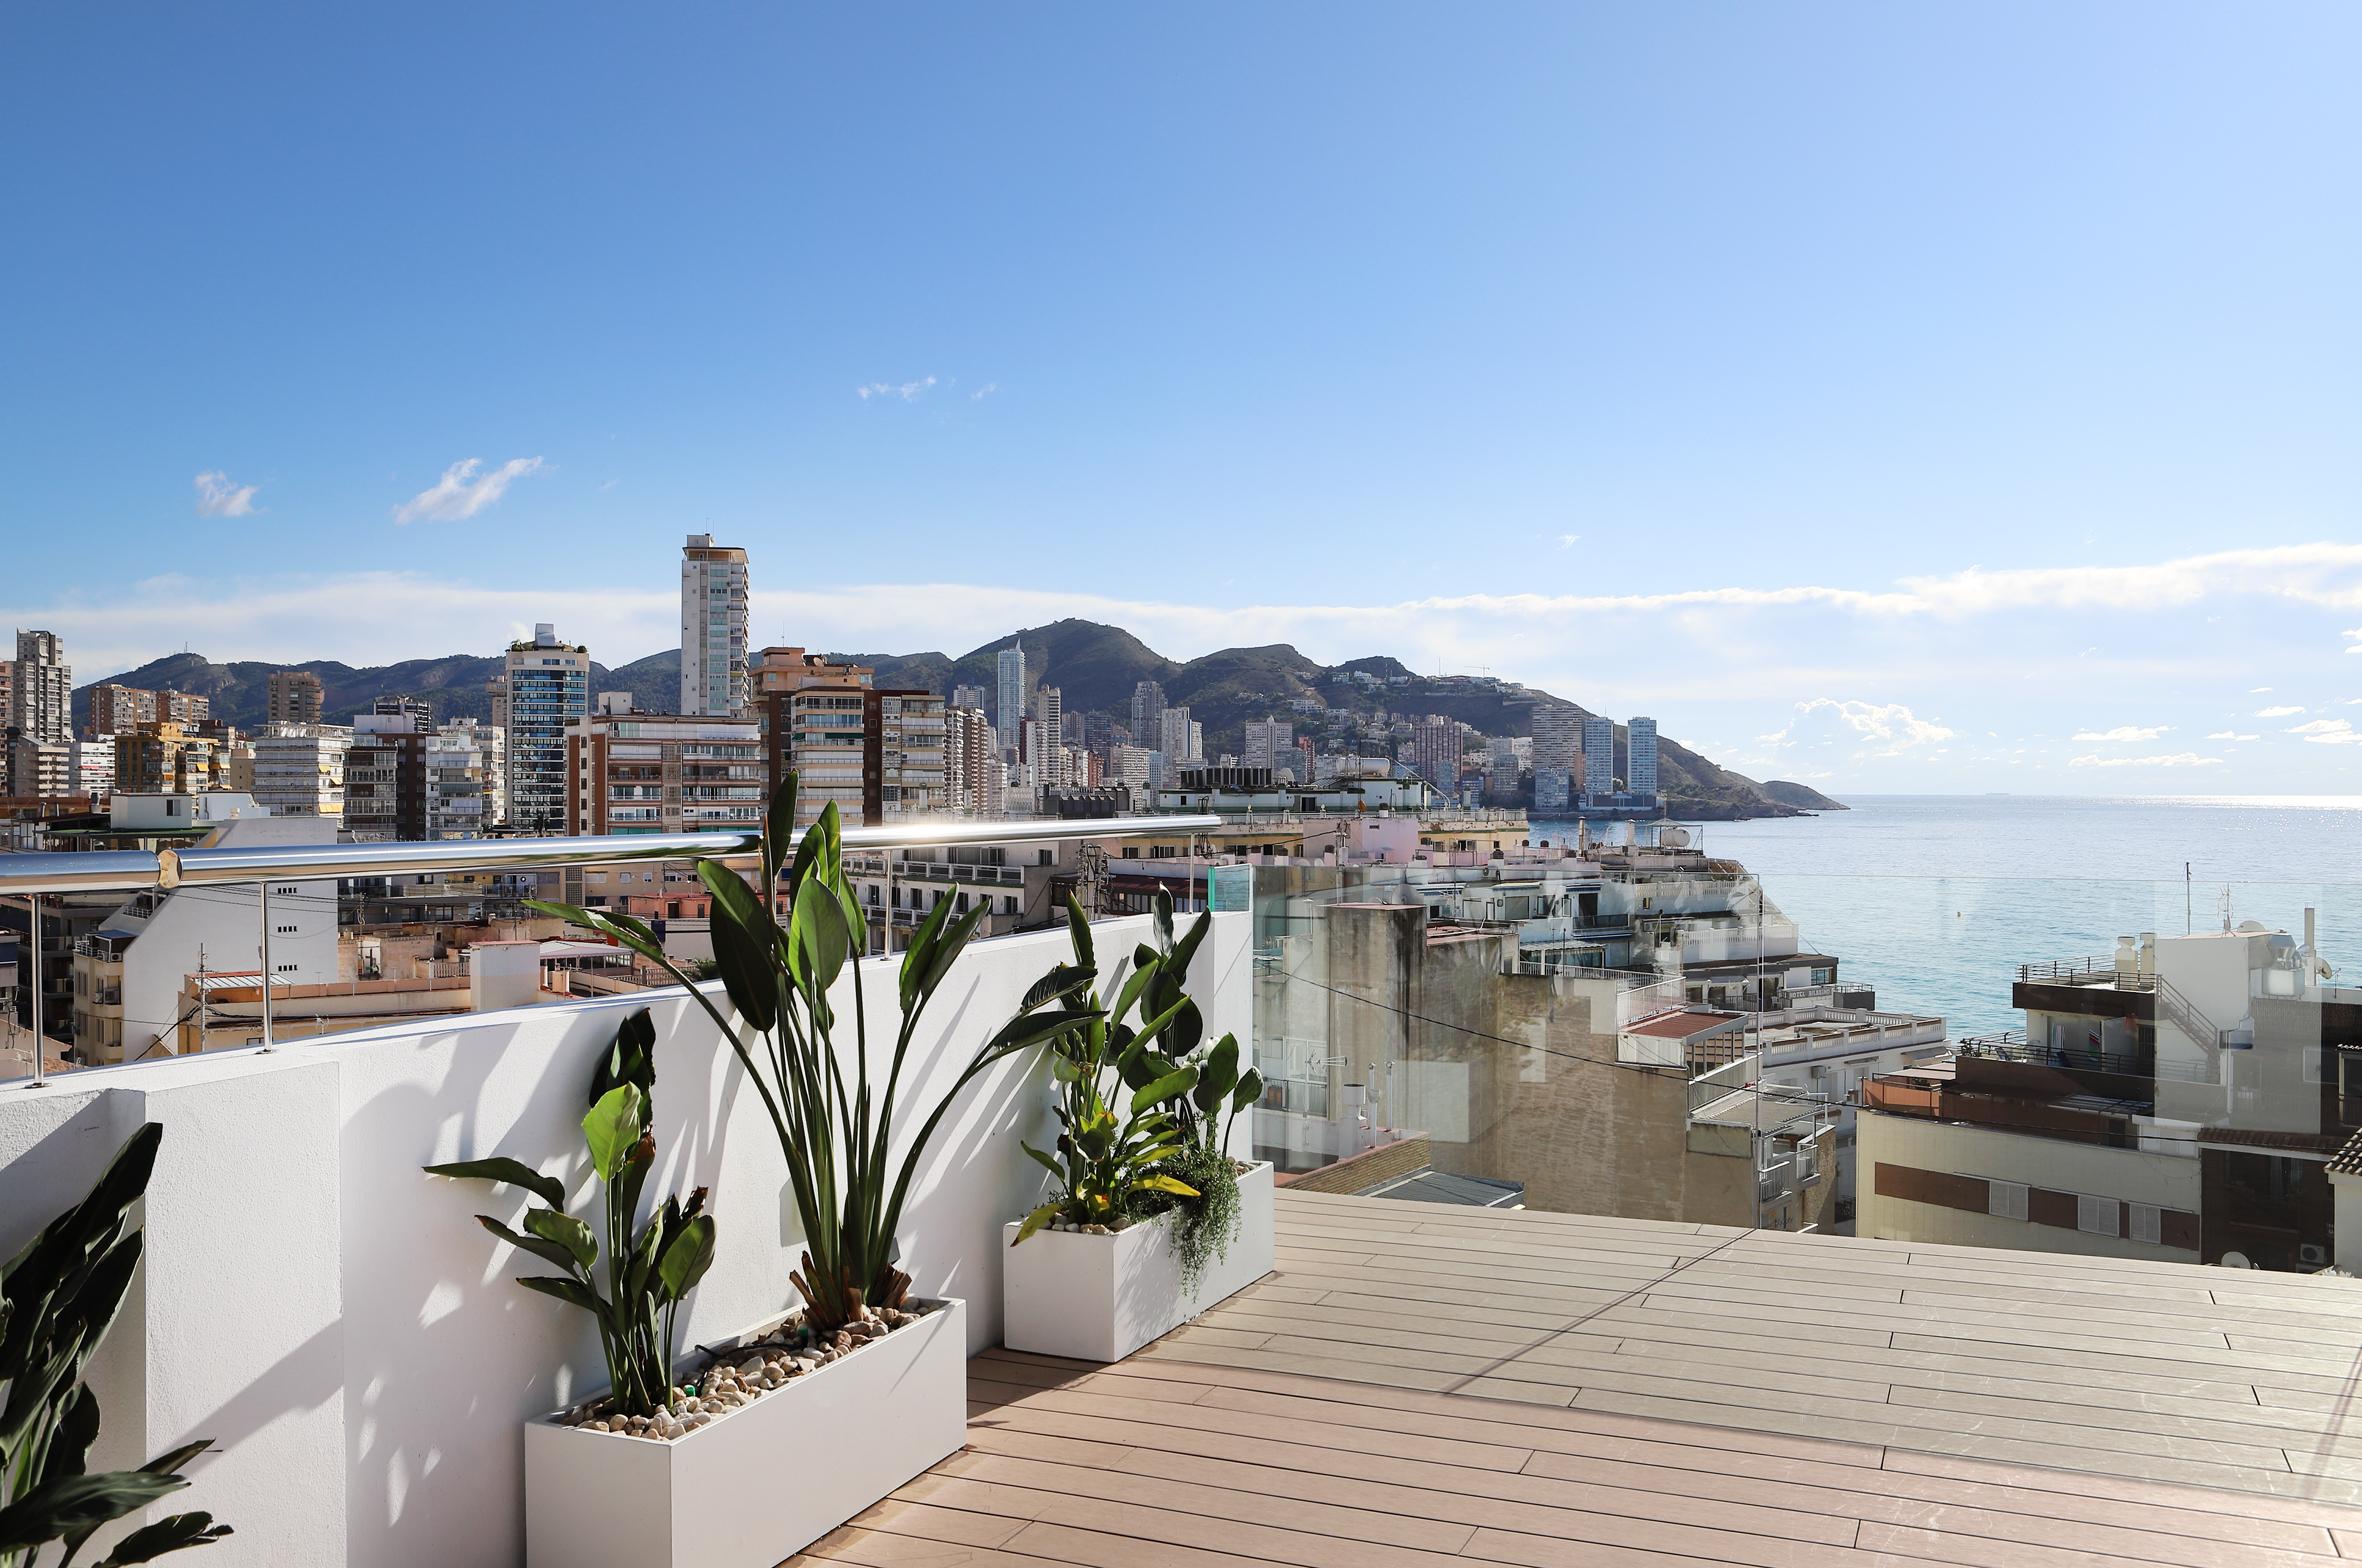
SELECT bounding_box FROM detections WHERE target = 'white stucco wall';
[0,909,1249,1568]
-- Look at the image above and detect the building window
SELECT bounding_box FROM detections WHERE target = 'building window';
[2129,1203,2162,1246]
[1987,1181,2028,1221]
[2077,1195,2120,1237]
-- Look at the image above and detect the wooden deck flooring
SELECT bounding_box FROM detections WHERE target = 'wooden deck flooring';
[798,1189,2362,1566]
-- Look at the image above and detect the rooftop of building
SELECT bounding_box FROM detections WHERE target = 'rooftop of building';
[826,1188,2362,1567]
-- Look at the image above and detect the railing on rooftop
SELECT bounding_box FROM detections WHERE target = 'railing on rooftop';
[2016,954,2159,991]
[0,814,1220,1085]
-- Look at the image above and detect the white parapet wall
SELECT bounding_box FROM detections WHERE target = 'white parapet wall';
[0,908,1252,1568]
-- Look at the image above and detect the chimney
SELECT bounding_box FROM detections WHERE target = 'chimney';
[469,940,542,1013]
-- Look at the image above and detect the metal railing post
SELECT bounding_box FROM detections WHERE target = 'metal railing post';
[28,893,43,1088]
[258,881,275,1053]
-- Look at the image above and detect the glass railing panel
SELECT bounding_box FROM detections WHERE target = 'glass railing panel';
[1246,834,2362,1277]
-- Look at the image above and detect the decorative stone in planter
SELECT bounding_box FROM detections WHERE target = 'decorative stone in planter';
[523,1298,966,1568]
[1002,1161,1274,1362]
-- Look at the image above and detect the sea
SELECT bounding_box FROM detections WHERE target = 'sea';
[1528,795,2362,1037]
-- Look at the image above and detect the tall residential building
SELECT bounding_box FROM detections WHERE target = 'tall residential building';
[943,704,999,816]
[1130,680,1167,743]
[1028,685,1063,759]
[1158,706,1199,765]
[498,624,592,831]
[1532,707,1579,814]
[251,725,351,819]
[995,643,1028,755]
[1580,715,1616,805]
[1409,716,1462,789]
[680,534,751,717]
[344,705,435,841]
[1627,716,1659,804]
[753,646,874,828]
[425,719,503,836]
[568,710,766,834]
[266,670,326,727]
[7,630,69,747]
[1243,718,1294,779]
[951,683,987,712]
[873,690,947,818]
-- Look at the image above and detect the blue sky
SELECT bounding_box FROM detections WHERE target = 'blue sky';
[4,4,2359,791]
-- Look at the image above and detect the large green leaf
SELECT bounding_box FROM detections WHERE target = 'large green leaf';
[656,1214,716,1301]
[0,1469,189,1552]
[1065,893,1095,974]
[515,1275,604,1314]
[763,773,801,889]
[522,1208,598,1272]
[421,1157,565,1210]
[1011,1203,1062,1246]
[696,862,781,1033]
[1193,1034,1240,1117]
[473,1215,584,1275]
[582,1084,644,1185]
[590,1007,657,1112]
[1130,1065,1199,1117]
[93,1512,232,1564]
[1232,1067,1265,1113]
[1020,964,1094,1013]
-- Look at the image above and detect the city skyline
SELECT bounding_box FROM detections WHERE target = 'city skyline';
[5,6,2359,792]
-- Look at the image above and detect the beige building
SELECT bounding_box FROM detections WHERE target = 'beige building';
[565,708,765,835]
[266,669,326,726]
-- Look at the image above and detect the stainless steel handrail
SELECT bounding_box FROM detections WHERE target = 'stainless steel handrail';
[0,814,1225,897]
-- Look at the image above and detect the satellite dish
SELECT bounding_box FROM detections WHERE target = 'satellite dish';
[2218,1250,2255,1269]
[2237,920,2268,934]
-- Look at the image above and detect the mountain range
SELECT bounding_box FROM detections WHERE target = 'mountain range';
[72,620,1842,820]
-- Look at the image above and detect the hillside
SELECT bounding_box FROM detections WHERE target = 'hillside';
[74,619,1846,820]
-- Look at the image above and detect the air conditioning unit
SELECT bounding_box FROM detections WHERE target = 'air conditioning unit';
[2301,1243,2328,1267]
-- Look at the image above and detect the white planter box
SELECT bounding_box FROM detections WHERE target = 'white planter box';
[523,1297,966,1568]
[1001,1161,1274,1362]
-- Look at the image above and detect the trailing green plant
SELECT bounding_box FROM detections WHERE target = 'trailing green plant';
[0,1123,232,1568]
[425,1007,717,1419]
[527,775,1096,1332]
[1011,891,1265,1285]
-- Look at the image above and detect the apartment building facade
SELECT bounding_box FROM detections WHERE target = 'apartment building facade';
[250,725,351,820]
[679,533,751,717]
[567,708,766,834]
[266,670,326,726]
[495,624,590,831]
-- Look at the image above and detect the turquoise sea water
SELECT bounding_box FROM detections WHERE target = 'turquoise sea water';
[1530,795,2362,1037]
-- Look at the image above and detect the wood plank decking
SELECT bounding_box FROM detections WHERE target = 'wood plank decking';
[798,1189,2362,1566]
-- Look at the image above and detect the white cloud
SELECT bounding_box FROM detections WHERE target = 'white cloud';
[2345,627,2362,654]
[2250,686,2273,694]
[970,382,999,401]
[2204,730,2260,742]
[193,470,258,517]
[2068,752,2225,769]
[2071,725,2170,742]
[2256,705,2305,718]
[857,376,938,402]
[2289,719,2362,745]
[393,457,544,524]
[1759,698,1954,758]
[1557,533,1581,550]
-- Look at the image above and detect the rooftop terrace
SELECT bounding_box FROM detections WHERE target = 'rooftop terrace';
[811,1188,2362,1568]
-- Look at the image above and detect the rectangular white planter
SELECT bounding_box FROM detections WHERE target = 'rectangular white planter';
[1001,1161,1274,1362]
[523,1297,966,1568]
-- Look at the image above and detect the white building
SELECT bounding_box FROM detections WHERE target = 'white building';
[679,534,750,717]
[1628,716,1659,803]
[1243,718,1294,780]
[995,642,1027,755]
[251,725,351,820]
[69,811,338,1064]
[427,719,503,836]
